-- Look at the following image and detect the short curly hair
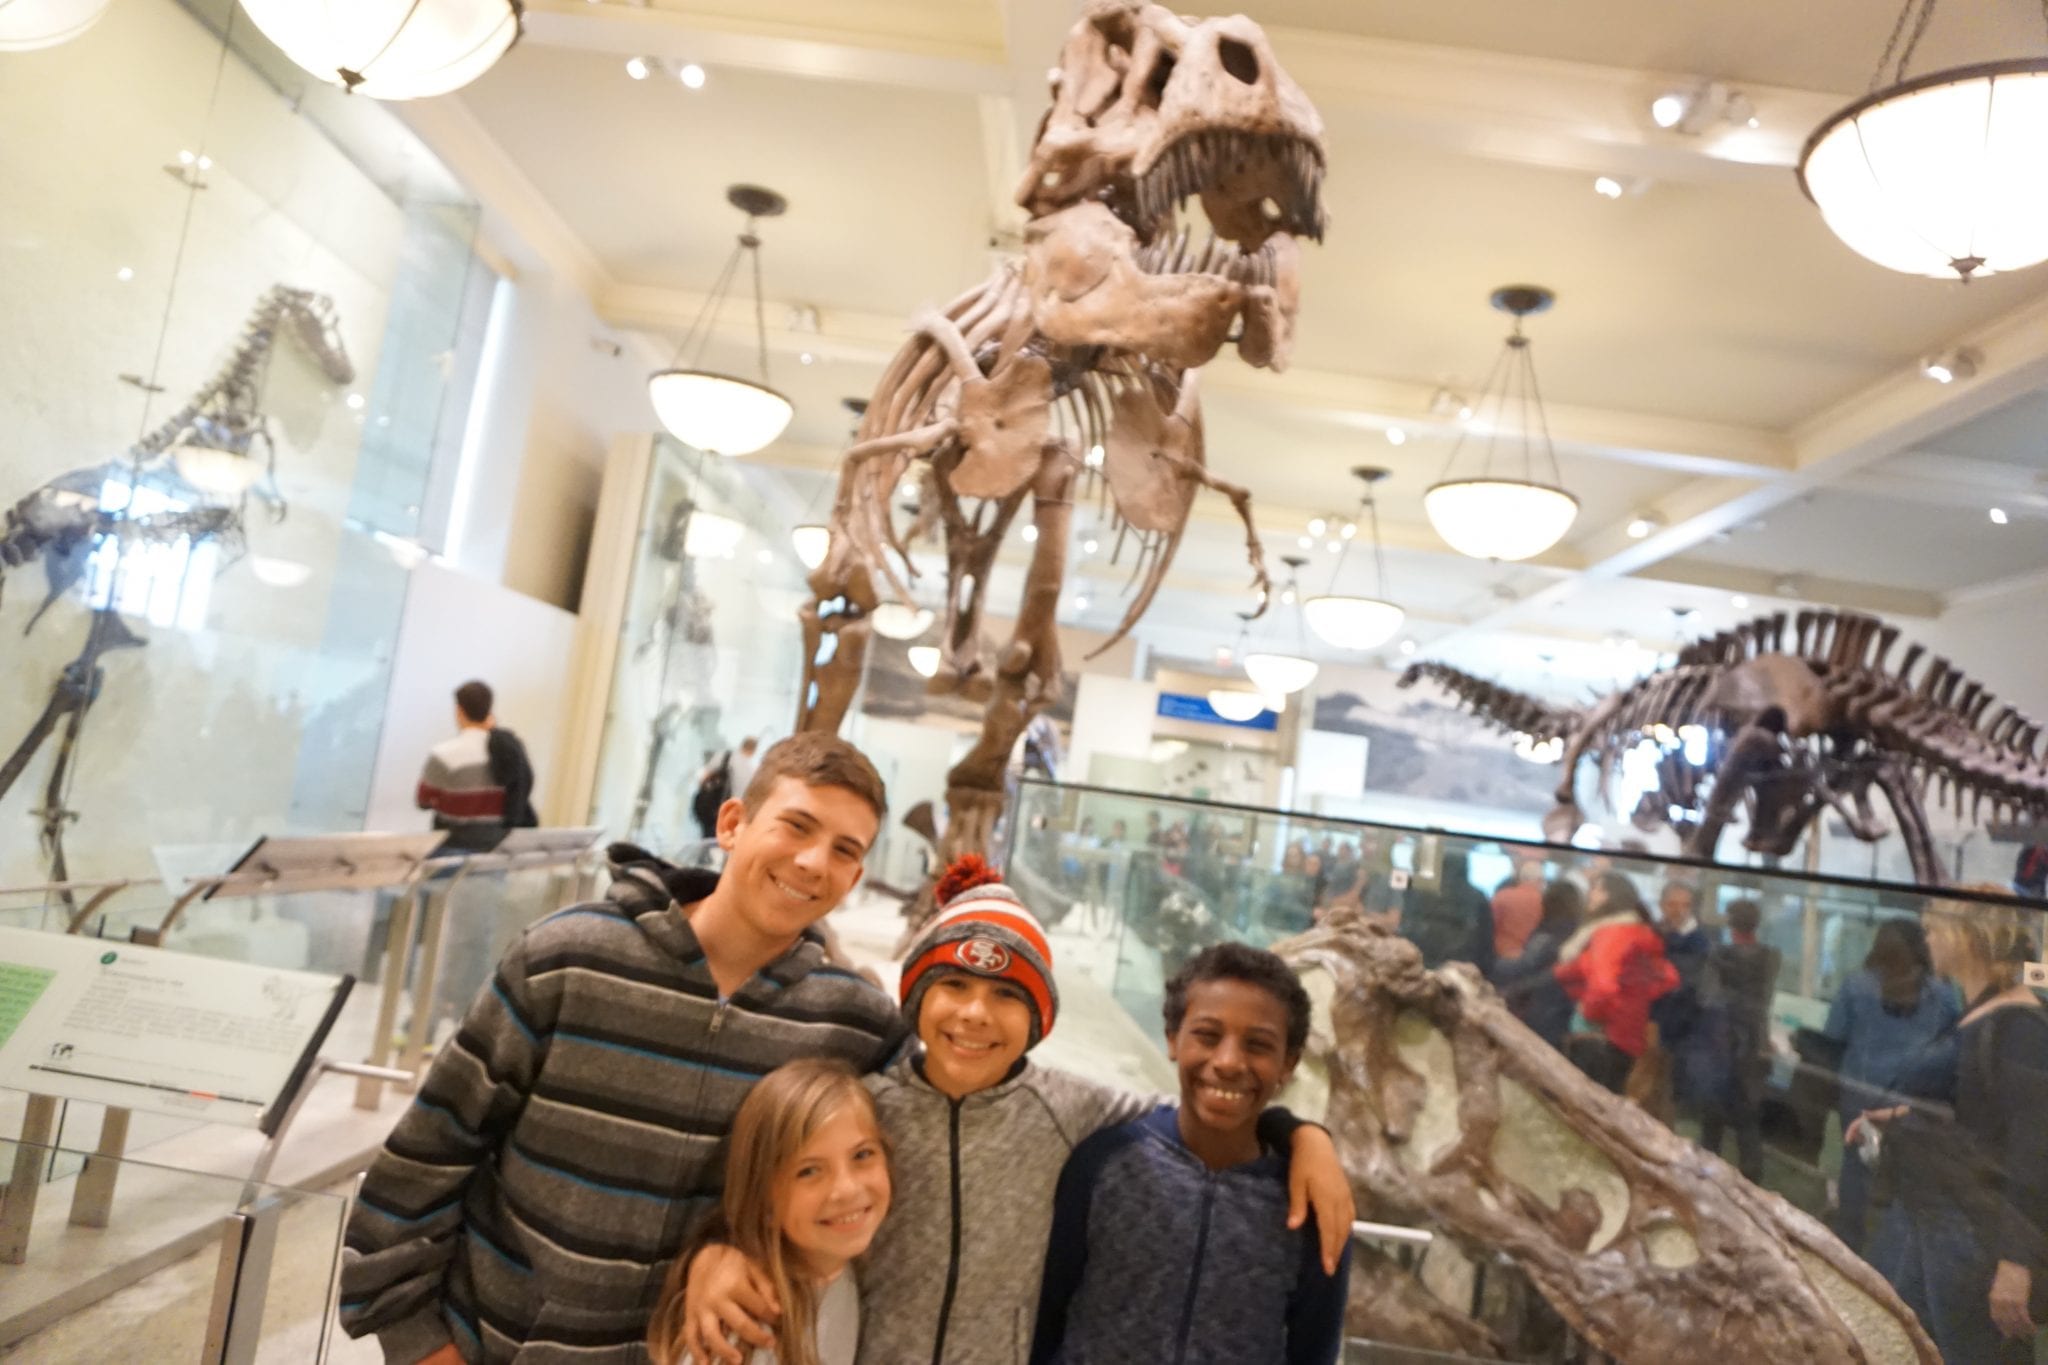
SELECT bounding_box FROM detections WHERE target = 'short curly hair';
[1162,941,1312,1057]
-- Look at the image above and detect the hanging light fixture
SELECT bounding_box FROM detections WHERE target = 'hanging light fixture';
[1207,690,1269,723]
[1800,0,2048,281]
[236,0,522,99]
[1243,555,1319,695]
[791,524,830,569]
[1305,465,1405,649]
[1424,285,1580,562]
[0,0,111,50]
[648,184,795,456]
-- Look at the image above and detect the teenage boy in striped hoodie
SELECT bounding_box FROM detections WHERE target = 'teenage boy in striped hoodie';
[340,734,908,1365]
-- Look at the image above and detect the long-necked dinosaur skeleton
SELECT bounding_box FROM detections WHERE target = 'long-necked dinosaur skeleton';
[1401,608,2048,885]
[1277,912,1940,1363]
[0,284,354,891]
[795,1,1322,896]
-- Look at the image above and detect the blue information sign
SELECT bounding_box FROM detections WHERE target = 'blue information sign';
[1155,691,1279,731]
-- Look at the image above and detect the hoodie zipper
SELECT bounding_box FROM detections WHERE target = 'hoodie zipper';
[1169,1171,1218,1364]
[929,1095,966,1365]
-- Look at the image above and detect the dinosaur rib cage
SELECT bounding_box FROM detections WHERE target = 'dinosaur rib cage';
[1399,607,2048,831]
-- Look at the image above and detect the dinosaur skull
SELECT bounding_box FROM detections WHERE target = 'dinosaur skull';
[1019,1,1324,371]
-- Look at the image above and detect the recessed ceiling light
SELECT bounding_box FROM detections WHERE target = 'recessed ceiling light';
[1625,512,1664,539]
[345,392,365,410]
[1650,93,1689,129]
[1387,427,1407,446]
[1073,594,1090,611]
[1081,536,1098,555]
[1022,524,1039,542]
[1922,347,1981,384]
[625,55,652,80]
[1296,534,1312,549]
[1308,517,1327,536]
[115,266,133,282]
[679,63,706,89]
[1593,176,1624,199]
[1990,506,2010,524]
[798,351,814,366]
[1398,639,1417,655]
[1730,593,1750,609]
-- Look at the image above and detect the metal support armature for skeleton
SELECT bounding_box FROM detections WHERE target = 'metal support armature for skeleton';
[796,1,1322,895]
[0,285,354,889]
[1277,914,1940,1365]
[1401,608,2048,885]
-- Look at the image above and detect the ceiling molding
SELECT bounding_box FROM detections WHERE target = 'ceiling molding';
[1265,26,1848,183]
[520,0,1009,94]
[600,282,1793,477]
[393,95,612,301]
[1641,557,1942,619]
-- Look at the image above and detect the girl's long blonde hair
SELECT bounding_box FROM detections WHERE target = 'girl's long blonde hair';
[648,1059,887,1365]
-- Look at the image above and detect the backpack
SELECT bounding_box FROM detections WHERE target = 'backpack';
[691,752,732,830]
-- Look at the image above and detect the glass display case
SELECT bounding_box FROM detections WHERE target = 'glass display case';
[0,0,488,901]
[1007,778,2048,1359]
[583,437,814,856]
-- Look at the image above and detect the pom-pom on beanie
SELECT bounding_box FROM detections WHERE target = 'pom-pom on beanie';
[900,854,1058,1046]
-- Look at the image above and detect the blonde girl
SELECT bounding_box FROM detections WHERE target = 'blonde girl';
[649,1059,891,1365]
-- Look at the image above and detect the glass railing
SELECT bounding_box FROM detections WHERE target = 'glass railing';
[1008,777,2048,1359]
[0,1141,349,1361]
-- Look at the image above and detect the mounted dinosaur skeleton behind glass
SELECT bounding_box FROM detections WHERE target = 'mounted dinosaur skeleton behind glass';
[0,285,354,896]
[795,0,1323,906]
[1402,608,2048,886]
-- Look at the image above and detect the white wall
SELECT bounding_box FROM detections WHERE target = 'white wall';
[363,560,578,833]
[1067,674,1161,781]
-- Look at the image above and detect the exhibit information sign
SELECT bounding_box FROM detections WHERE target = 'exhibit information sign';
[0,928,348,1130]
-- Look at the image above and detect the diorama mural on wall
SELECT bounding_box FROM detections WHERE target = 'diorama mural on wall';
[1314,676,1557,814]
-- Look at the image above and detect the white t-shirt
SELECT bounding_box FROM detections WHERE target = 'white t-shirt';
[685,1271,860,1365]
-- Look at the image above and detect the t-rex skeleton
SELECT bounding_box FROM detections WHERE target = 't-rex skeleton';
[1276,913,1940,1364]
[796,0,1322,887]
[0,284,353,892]
[1400,609,2048,886]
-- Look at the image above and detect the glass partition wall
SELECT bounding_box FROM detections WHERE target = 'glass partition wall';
[1007,778,2048,1358]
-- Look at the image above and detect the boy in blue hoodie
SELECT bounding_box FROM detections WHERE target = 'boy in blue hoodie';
[1030,941,1350,1365]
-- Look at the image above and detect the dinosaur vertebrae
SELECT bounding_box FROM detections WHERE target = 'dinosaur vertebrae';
[1403,609,2048,828]
[133,285,354,459]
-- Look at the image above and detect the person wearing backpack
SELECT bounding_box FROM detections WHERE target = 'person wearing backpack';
[1851,890,2048,1363]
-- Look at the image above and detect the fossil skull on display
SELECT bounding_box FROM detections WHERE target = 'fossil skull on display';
[1020,2,1324,372]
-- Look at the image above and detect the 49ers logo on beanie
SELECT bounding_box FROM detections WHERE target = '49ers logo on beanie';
[901,854,1058,1046]
[958,938,1011,973]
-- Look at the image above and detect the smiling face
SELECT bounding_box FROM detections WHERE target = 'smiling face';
[1168,976,1298,1147]
[715,776,877,944]
[777,1103,892,1280]
[917,971,1034,1099]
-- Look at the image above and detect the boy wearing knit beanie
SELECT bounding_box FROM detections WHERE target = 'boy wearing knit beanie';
[680,855,1356,1365]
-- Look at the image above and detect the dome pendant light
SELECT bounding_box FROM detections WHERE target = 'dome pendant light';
[648,184,796,456]
[1243,554,1319,696]
[1800,0,2048,281]
[1424,285,1580,562]
[1305,465,1405,650]
[0,0,113,51]
[236,0,522,99]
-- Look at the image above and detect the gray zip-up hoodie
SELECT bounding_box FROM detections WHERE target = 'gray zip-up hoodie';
[857,1054,1154,1365]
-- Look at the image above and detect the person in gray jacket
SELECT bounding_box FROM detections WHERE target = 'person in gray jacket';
[678,857,1355,1365]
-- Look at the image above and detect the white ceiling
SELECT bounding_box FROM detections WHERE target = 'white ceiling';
[440,0,2048,702]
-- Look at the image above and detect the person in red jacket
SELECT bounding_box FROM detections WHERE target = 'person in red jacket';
[1554,870,1680,1094]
